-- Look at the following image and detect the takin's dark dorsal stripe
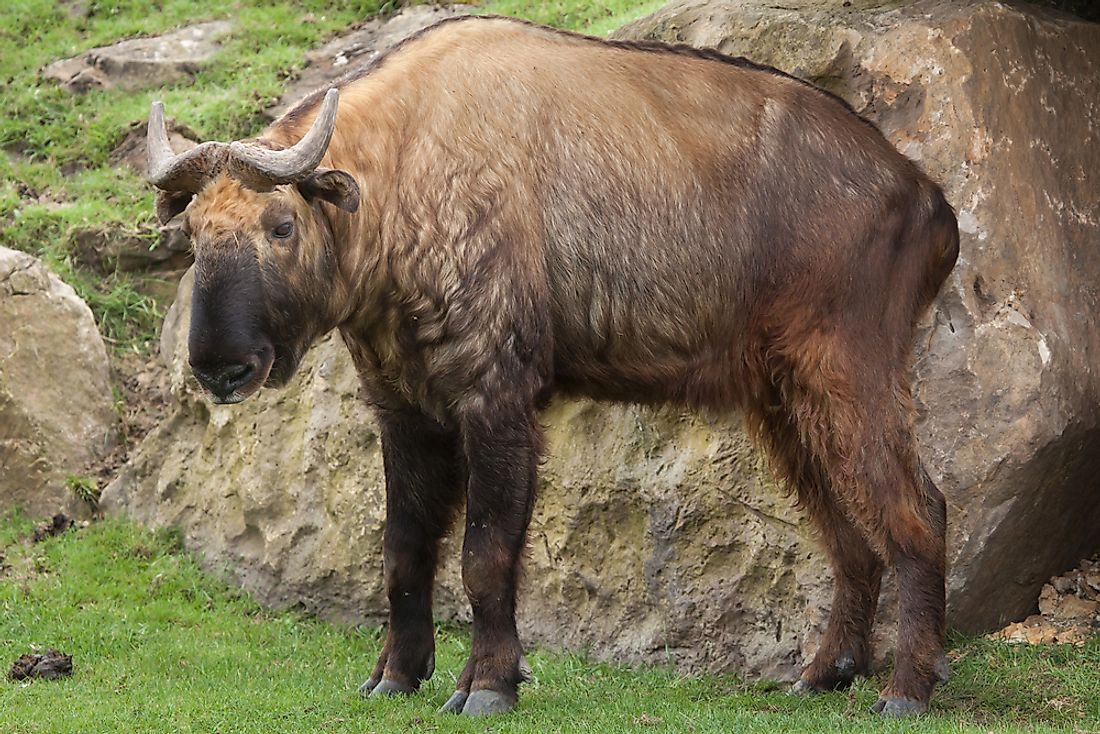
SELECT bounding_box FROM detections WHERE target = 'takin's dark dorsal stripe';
[146,14,959,719]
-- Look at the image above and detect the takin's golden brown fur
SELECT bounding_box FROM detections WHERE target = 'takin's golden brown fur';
[147,15,959,718]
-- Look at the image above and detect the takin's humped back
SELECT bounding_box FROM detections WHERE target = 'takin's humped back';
[146,15,959,719]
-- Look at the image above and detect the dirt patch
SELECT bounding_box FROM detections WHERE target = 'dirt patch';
[9,649,74,681]
[990,556,1100,645]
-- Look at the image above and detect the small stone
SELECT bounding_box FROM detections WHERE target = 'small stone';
[1051,575,1076,594]
[1053,627,1087,645]
[1056,596,1098,621]
[1037,584,1060,616]
[1023,624,1056,645]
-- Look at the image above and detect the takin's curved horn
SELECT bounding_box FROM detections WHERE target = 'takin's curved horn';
[228,88,340,186]
[147,101,230,192]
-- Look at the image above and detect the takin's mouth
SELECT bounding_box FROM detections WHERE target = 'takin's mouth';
[203,351,275,405]
[262,347,301,390]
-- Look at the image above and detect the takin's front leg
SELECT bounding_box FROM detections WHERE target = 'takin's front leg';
[361,407,464,699]
[439,403,539,717]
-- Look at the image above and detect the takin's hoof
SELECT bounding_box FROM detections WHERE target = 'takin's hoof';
[870,696,929,717]
[934,655,952,683]
[461,689,516,717]
[358,676,381,698]
[788,679,820,697]
[362,678,415,699]
[438,690,469,714]
[789,652,858,695]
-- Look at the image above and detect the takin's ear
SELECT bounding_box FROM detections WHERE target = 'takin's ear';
[155,189,193,225]
[296,168,360,213]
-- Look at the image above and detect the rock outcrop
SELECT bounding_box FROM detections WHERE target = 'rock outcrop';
[0,248,117,519]
[43,20,231,94]
[104,0,1100,677]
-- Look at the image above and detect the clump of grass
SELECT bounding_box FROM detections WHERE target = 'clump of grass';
[64,475,101,507]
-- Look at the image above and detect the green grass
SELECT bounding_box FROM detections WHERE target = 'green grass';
[1,518,1098,733]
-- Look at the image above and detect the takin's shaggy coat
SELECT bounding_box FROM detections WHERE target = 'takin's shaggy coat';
[146,15,959,718]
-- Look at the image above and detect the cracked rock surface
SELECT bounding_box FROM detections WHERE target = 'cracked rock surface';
[103,0,1100,678]
[0,248,116,519]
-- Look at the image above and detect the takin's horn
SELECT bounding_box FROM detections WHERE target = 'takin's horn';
[228,88,340,187]
[146,100,230,192]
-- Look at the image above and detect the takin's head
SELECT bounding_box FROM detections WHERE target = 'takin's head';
[148,90,360,404]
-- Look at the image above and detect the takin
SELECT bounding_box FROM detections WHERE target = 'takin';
[146,15,959,719]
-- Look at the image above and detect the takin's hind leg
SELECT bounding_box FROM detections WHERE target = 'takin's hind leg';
[779,345,947,717]
[756,407,883,694]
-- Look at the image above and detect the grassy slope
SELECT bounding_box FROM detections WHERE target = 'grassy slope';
[1,519,1099,734]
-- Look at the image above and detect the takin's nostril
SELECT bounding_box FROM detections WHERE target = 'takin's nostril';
[193,362,255,396]
[223,363,250,382]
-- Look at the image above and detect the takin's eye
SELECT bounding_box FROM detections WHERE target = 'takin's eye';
[271,221,294,240]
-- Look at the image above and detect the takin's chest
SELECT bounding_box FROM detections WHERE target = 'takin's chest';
[337,306,501,421]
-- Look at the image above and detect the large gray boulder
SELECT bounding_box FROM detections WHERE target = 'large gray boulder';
[104,0,1100,677]
[0,248,117,519]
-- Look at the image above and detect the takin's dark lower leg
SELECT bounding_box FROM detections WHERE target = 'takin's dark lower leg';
[871,462,948,716]
[439,405,538,717]
[362,407,464,698]
[756,407,883,694]
[792,496,883,693]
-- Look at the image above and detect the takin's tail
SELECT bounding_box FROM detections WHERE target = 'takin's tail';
[915,185,960,312]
